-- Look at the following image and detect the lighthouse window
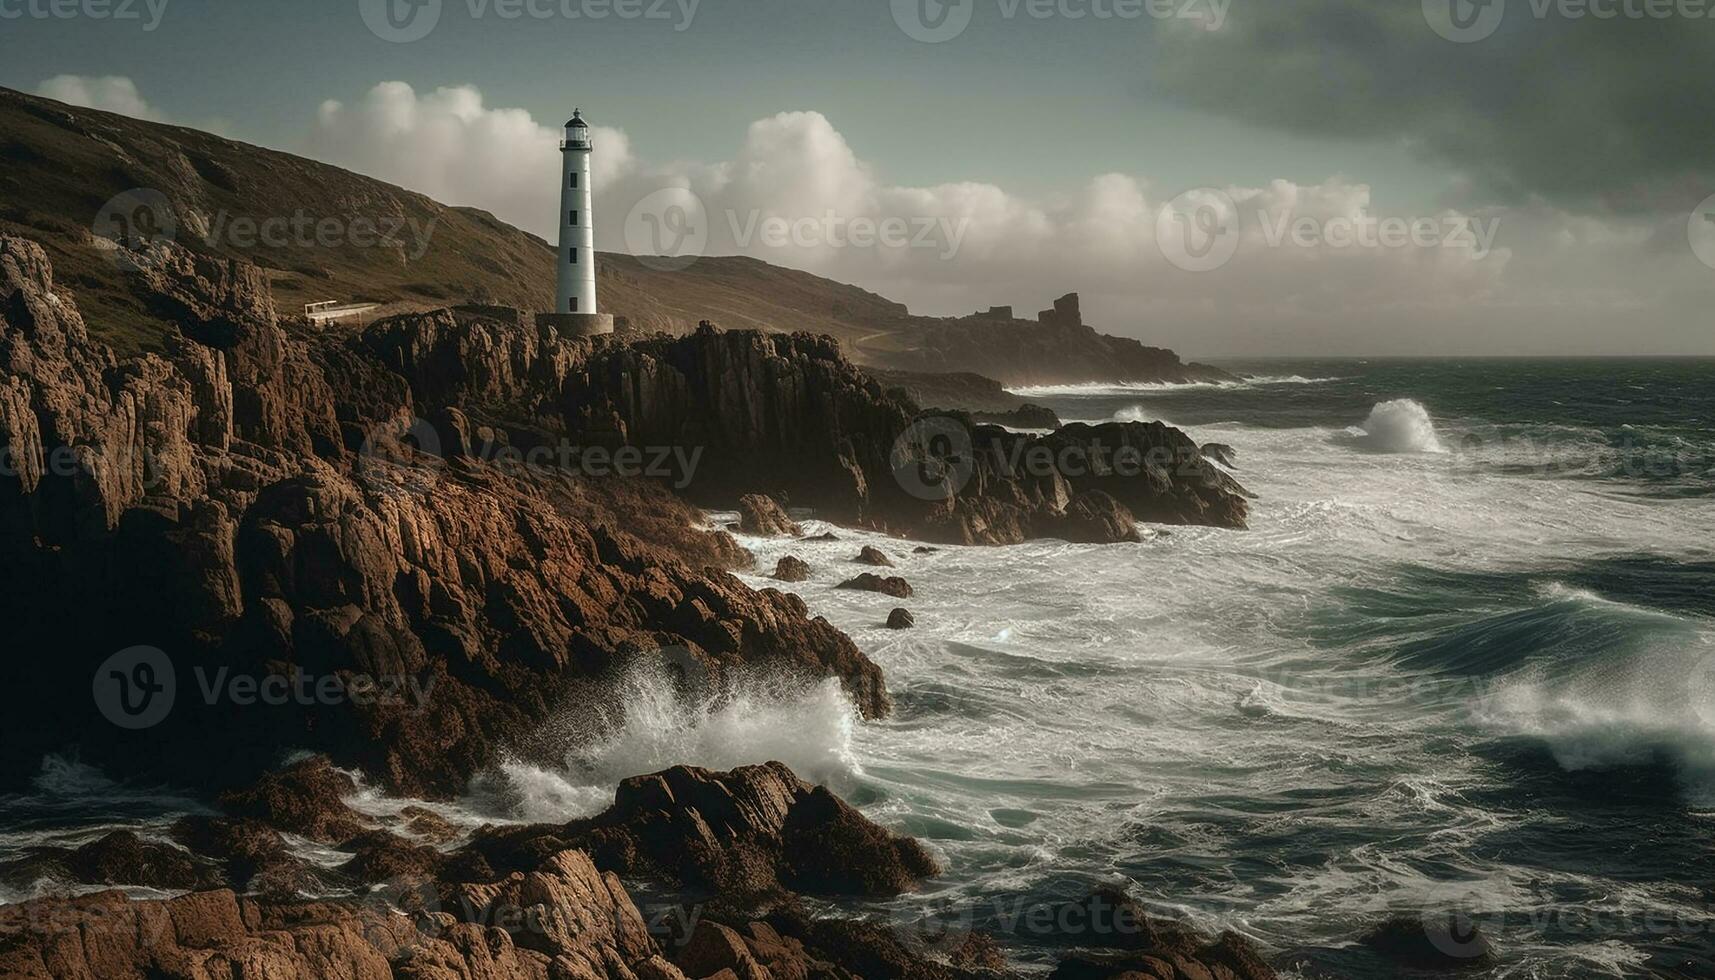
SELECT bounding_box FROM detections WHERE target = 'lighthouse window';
[568,173,578,189]
[569,211,579,226]
[569,247,578,265]
[569,297,579,312]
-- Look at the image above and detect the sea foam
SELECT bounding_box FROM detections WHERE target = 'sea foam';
[464,662,862,823]
[1355,399,1445,453]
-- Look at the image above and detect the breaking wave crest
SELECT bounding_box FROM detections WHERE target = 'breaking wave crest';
[465,662,862,823]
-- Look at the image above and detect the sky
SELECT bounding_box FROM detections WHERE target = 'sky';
[4,0,1715,355]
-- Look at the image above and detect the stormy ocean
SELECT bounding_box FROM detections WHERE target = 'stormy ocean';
[7,358,1715,978]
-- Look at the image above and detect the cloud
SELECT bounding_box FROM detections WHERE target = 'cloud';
[1148,0,1715,213]
[300,81,1715,354]
[35,75,166,122]
[51,77,1715,354]
[308,83,633,235]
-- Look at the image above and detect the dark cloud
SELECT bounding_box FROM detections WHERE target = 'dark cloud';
[1151,0,1715,212]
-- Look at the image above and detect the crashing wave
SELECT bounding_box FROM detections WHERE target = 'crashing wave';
[464,663,862,824]
[1354,399,1446,453]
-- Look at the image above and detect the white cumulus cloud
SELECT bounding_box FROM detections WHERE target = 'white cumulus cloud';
[36,75,166,122]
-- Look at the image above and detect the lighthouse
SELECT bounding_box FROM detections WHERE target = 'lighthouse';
[537,108,614,338]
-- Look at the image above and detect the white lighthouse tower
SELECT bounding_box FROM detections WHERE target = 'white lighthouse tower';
[538,108,614,337]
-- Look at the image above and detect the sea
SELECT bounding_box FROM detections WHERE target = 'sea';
[5,358,1715,978]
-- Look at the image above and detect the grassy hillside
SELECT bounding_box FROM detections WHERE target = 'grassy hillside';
[0,86,911,358]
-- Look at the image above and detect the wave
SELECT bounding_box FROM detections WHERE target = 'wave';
[1467,585,1715,800]
[463,662,862,824]
[1006,375,1340,397]
[1348,399,1445,453]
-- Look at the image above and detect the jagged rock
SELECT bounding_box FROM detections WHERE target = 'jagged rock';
[737,493,803,537]
[806,531,839,541]
[0,237,888,795]
[1362,913,1497,970]
[1050,490,1143,544]
[973,403,1061,429]
[217,756,373,844]
[558,327,1247,545]
[887,608,915,630]
[1202,442,1238,468]
[170,815,319,896]
[914,545,940,554]
[400,806,462,845]
[0,831,226,893]
[837,574,913,599]
[337,830,448,884]
[950,932,1008,972]
[773,555,811,582]
[855,545,894,566]
[0,846,672,980]
[1045,888,1278,980]
[479,763,939,900]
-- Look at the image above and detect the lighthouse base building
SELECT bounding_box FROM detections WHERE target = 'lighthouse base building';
[533,311,614,339]
[536,108,614,339]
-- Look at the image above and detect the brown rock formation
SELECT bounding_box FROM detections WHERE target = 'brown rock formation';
[0,237,886,798]
[837,574,914,599]
[558,324,1249,545]
[736,493,802,537]
[469,763,940,900]
[772,556,811,583]
[1045,888,1278,980]
[855,545,894,566]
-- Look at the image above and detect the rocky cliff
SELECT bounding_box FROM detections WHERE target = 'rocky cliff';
[558,325,1249,543]
[0,236,884,799]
